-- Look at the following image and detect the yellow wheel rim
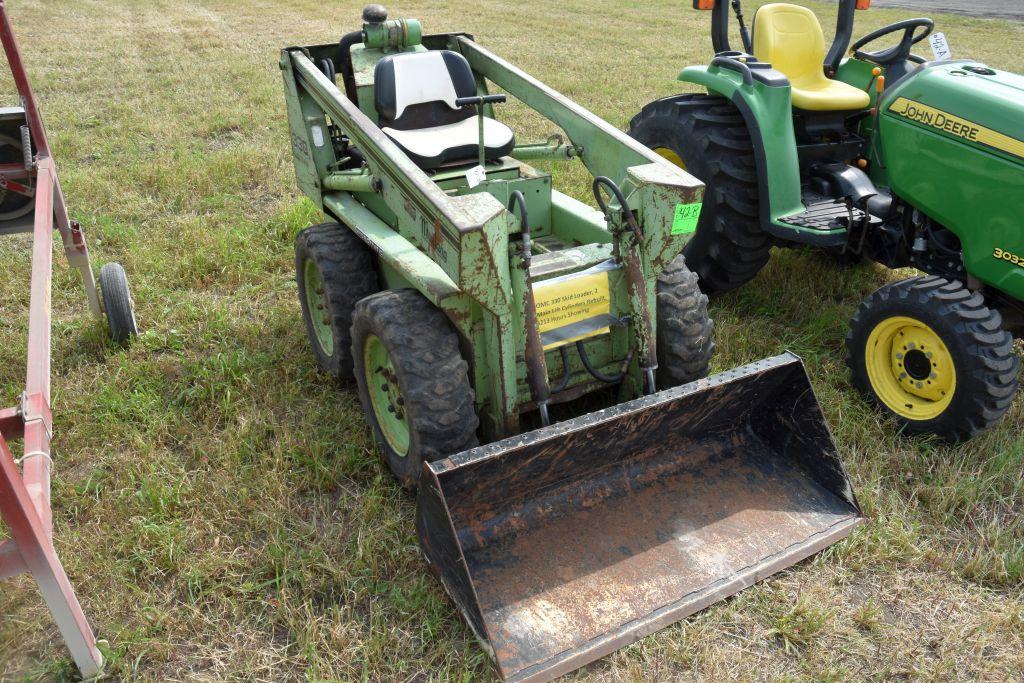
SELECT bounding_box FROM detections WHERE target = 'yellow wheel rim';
[865,316,956,420]
[654,147,686,170]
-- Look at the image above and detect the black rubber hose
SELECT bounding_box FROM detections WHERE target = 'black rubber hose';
[552,347,572,393]
[337,30,363,103]
[592,176,638,229]
[577,341,626,384]
[319,58,337,85]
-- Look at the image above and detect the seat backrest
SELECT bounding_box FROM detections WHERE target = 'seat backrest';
[374,50,477,131]
[752,3,827,86]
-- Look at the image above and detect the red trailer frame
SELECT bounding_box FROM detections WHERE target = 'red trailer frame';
[0,0,108,676]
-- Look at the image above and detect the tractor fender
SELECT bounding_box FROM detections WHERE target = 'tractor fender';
[678,66,805,236]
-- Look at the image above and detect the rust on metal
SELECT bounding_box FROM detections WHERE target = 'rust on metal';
[418,353,861,682]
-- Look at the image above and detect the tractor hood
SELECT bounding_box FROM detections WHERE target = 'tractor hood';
[882,62,1024,165]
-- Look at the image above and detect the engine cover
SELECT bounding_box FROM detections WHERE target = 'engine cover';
[878,61,1024,300]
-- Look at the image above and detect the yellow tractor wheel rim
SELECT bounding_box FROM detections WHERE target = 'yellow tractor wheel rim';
[865,315,956,420]
[654,147,686,170]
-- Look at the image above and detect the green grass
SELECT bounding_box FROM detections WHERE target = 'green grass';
[2,0,1024,680]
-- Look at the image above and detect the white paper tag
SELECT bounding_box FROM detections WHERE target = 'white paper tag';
[465,165,486,188]
[311,125,325,148]
[929,32,952,61]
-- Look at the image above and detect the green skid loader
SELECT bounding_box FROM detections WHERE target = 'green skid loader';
[630,0,1023,441]
[282,6,861,681]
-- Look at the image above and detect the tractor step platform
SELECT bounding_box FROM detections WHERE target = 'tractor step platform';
[779,195,867,231]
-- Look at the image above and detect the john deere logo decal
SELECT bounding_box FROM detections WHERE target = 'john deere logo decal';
[889,97,1024,161]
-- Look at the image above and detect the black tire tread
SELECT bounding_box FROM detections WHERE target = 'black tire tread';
[99,262,138,346]
[656,255,715,387]
[352,289,479,489]
[629,93,771,293]
[295,222,378,380]
[845,276,1019,441]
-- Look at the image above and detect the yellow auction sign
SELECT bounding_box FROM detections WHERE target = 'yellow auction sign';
[533,264,614,350]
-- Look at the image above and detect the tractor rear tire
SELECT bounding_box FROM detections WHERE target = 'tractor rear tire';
[351,289,479,490]
[846,276,1019,441]
[296,222,379,381]
[629,94,771,294]
[656,255,715,388]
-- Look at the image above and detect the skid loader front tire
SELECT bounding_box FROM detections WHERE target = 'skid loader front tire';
[846,276,1019,441]
[296,222,379,380]
[656,255,715,388]
[629,94,771,294]
[351,289,479,490]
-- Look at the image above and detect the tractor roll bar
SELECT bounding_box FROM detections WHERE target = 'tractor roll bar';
[702,0,864,76]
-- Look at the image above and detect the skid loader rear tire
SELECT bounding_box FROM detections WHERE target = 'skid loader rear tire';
[351,289,479,490]
[296,222,379,381]
[846,276,1019,441]
[629,94,771,294]
[657,255,715,388]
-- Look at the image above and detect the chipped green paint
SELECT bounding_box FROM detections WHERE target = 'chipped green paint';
[282,22,705,440]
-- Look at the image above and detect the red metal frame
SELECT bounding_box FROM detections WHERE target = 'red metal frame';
[0,0,103,676]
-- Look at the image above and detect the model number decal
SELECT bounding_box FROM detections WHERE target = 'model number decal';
[993,247,1024,267]
[889,97,1024,160]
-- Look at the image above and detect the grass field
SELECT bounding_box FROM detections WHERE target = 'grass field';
[1,0,1023,680]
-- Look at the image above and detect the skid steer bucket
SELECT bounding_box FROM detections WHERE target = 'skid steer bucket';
[417,352,861,683]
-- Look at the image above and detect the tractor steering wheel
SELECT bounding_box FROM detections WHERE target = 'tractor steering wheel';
[850,18,935,66]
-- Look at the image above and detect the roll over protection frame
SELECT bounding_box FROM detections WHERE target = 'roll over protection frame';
[697,0,868,77]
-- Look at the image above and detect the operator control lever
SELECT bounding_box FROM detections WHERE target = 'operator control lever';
[456,94,508,168]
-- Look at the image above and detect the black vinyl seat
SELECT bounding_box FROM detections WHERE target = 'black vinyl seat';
[374,50,515,170]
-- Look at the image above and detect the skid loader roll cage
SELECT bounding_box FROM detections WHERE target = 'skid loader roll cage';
[283,32,705,440]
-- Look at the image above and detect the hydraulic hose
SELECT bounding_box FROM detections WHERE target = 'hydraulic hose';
[576,341,629,384]
[552,347,572,394]
[319,58,337,85]
[510,191,552,426]
[592,177,658,395]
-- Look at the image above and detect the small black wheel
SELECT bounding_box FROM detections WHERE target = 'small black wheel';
[295,222,379,380]
[99,262,138,345]
[846,276,1019,441]
[629,94,772,294]
[656,255,715,388]
[351,289,479,490]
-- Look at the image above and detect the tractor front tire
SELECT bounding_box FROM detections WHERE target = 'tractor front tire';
[296,222,379,381]
[656,255,715,388]
[846,276,1019,441]
[629,94,771,294]
[351,289,479,490]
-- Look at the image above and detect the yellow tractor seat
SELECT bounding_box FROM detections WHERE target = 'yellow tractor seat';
[753,3,871,112]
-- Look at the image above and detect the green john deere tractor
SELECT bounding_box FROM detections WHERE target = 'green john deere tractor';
[282,6,862,681]
[630,0,1023,440]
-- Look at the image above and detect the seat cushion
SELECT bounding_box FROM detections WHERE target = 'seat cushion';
[753,3,870,112]
[791,78,872,111]
[383,116,515,170]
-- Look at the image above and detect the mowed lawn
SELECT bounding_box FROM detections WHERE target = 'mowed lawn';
[1,0,1023,680]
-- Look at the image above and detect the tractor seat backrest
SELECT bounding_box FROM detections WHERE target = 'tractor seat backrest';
[374,50,477,131]
[752,3,871,112]
[753,3,827,89]
[372,50,516,171]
